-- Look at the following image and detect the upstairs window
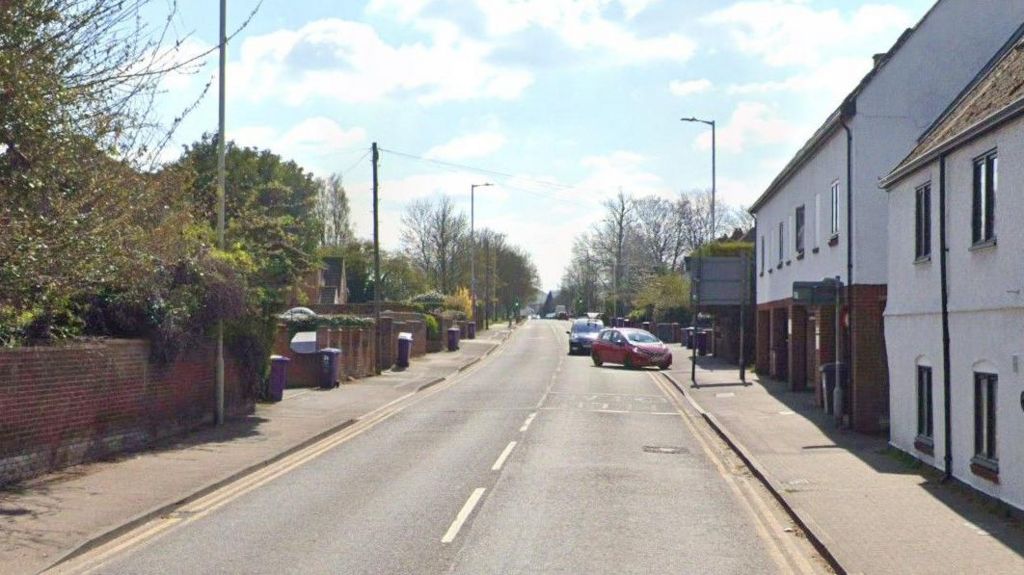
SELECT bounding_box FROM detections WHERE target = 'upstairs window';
[777,221,784,264]
[795,205,805,255]
[915,183,931,260]
[760,235,765,273]
[830,181,840,236]
[972,150,997,245]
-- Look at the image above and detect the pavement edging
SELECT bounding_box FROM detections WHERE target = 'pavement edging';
[660,371,847,575]
[45,416,359,571]
[46,326,519,571]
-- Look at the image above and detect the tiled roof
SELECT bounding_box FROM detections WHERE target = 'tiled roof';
[884,29,1024,186]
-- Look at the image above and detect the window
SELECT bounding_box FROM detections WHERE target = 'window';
[830,181,840,236]
[972,150,997,245]
[760,235,765,273]
[974,372,997,463]
[917,366,933,439]
[814,194,821,247]
[915,183,931,259]
[777,222,784,264]
[795,206,805,255]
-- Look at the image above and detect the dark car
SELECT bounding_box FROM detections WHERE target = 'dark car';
[567,318,604,355]
[591,328,672,370]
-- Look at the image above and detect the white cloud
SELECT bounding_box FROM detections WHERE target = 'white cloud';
[727,57,873,100]
[425,131,507,161]
[703,1,913,67]
[693,102,796,154]
[370,0,695,65]
[232,117,367,175]
[669,78,713,97]
[229,18,533,106]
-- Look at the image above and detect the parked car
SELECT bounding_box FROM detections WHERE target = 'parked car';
[566,318,604,355]
[591,328,672,370]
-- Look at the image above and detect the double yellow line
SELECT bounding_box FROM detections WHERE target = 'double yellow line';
[50,344,508,574]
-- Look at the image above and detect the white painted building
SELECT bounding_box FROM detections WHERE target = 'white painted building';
[883,28,1024,509]
[751,0,1024,432]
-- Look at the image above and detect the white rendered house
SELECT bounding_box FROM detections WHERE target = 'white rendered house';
[751,0,1024,432]
[882,27,1024,509]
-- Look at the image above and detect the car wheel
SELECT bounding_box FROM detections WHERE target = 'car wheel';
[591,352,603,366]
[658,361,671,371]
[624,355,635,370]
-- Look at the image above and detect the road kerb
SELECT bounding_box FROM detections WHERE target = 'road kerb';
[46,327,519,571]
[43,416,359,571]
[660,372,847,575]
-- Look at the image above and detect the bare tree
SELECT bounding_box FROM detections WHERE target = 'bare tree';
[316,174,353,247]
[399,195,468,294]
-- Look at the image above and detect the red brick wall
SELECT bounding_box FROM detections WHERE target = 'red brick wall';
[756,309,771,374]
[789,305,809,390]
[272,324,379,386]
[0,339,251,485]
[848,284,888,433]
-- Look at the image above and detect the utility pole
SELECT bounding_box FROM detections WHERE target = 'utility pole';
[483,235,490,330]
[214,0,227,425]
[372,143,381,374]
[739,253,748,383]
[470,183,492,326]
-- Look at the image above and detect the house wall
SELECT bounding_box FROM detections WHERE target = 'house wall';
[756,0,1024,303]
[886,119,1024,509]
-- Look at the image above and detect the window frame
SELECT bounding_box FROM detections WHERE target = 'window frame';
[915,182,932,261]
[795,205,805,256]
[971,150,997,246]
[973,372,998,465]
[916,366,933,439]
[777,221,784,265]
[830,180,840,237]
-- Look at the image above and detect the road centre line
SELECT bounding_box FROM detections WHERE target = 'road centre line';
[519,412,537,432]
[441,488,486,543]
[491,441,518,471]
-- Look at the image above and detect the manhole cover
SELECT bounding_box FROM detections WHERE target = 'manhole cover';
[643,446,689,455]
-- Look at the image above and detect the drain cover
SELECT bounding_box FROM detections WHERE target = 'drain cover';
[643,446,689,455]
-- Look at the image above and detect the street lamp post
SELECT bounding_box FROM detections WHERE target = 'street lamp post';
[681,116,715,384]
[681,117,716,239]
[470,183,492,327]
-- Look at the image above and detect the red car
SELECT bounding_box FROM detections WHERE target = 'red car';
[591,328,672,370]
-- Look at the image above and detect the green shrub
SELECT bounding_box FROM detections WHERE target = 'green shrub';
[424,314,440,340]
[283,314,375,337]
[410,291,445,310]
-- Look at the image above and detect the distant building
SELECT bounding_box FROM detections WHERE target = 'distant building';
[750,0,1024,432]
[881,26,1024,509]
[290,255,347,308]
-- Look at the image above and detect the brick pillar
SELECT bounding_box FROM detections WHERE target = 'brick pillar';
[756,308,770,374]
[789,305,808,391]
[849,285,889,432]
[769,307,789,380]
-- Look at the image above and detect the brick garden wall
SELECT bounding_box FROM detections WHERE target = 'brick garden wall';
[0,339,251,486]
[272,324,379,387]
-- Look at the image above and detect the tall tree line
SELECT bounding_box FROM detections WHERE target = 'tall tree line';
[399,195,540,316]
[558,189,750,318]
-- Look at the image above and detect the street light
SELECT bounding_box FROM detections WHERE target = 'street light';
[681,117,716,242]
[681,116,715,384]
[470,182,493,326]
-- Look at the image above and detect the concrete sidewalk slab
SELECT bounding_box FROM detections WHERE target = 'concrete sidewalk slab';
[666,354,1024,575]
[0,326,513,575]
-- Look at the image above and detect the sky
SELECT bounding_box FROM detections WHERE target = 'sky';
[149,0,935,291]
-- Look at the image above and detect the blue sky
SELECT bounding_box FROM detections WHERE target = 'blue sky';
[151,0,934,290]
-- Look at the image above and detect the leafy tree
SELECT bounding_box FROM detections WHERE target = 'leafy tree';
[172,135,321,313]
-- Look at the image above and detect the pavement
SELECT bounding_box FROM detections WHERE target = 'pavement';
[665,353,1024,575]
[0,326,512,575]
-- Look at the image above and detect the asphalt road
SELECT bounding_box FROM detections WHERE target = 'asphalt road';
[79,321,798,574]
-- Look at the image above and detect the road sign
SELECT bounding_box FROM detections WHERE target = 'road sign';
[687,256,750,306]
[792,278,843,306]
